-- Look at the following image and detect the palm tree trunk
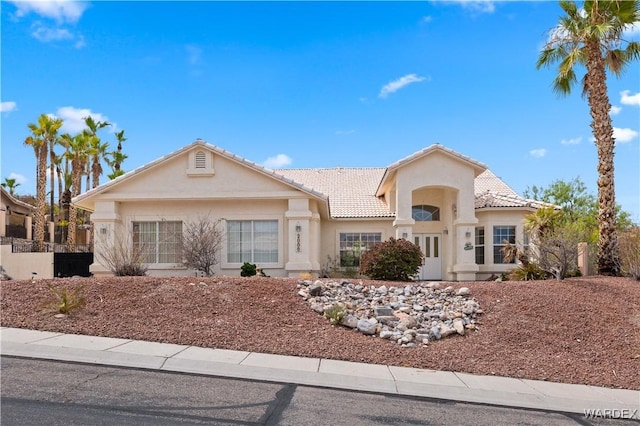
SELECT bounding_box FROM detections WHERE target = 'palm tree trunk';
[35,145,47,251]
[585,40,621,276]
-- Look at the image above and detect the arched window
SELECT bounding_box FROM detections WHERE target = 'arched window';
[412,205,440,221]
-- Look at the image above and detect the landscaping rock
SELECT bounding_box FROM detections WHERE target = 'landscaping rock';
[297,279,481,347]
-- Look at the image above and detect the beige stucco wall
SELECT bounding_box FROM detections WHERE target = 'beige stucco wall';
[474,209,531,279]
[1,245,53,280]
[89,149,323,278]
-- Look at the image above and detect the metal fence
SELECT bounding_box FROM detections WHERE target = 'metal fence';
[1,237,92,254]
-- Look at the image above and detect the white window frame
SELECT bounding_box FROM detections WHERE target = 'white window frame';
[337,231,383,268]
[132,220,183,265]
[222,216,283,268]
[493,225,516,264]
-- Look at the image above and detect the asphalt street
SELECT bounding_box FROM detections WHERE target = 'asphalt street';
[1,357,636,426]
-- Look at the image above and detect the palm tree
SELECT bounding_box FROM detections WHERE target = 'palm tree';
[113,130,127,175]
[23,133,47,250]
[27,114,63,233]
[65,131,90,246]
[107,150,128,180]
[83,116,111,189]
[1,178,20,195]
[536,0,640,276]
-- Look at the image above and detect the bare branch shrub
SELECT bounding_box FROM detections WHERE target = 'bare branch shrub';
[619,226,640,280]
[532,225,586,281]
[181,214,224,276]
[95,228,148,276]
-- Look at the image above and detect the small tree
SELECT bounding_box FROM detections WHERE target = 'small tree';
[359,237,422,281]
[181,214,224,277]
[530,223,587,281]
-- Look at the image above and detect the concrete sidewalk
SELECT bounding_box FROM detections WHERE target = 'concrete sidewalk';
[1,326,638,418]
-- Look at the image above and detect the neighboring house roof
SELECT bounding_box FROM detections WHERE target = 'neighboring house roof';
[0,186,36,213]
[277,168,393,218]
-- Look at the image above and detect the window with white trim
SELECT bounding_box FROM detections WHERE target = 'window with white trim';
[227,220,278,264]
[339,232,381,267]
[133,221,182,264]
[493,225,516,264]
[475,227,485,265]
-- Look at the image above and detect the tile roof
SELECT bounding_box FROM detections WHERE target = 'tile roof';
[279,168,548,217]
[277,168,393,218]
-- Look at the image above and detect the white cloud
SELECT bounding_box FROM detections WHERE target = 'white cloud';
[1,101,17,112]
[443,0,495,14]
[31,22,73,42]
[421,16,433,24]
[529,149,547,158]
[560,137,582,145]
[262,154,292,169]
[623,22,640,38]
[7,172,27,185]
[9,0,89,23]
[379,74,427,99]
[609,105,622,115]
[54,106,113,134]
[613,127,639,143]
[620,90,640,106]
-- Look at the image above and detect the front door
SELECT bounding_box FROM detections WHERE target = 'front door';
[414,233,442,280]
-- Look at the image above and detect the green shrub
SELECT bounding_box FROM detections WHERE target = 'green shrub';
[359,237,423,281]
[507,263,549,281]
[324,304,346,325]
[43,284,85,315]
[240,262,257,277]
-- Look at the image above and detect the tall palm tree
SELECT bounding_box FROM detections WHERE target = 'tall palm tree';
[65,132,90,246]
[27,114,63,233]
[24,134,46,250]
[113,130,127,175]
[536,0,640,276]
[83,116,111,189]
[1,178,20,195]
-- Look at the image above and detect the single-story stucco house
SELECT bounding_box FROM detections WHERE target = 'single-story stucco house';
[73,140,550,281]
[1,186,35,240]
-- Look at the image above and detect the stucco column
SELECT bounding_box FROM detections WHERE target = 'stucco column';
[48,221,55,243]
[452,187,478,281]
[285,198,314,276]
[0,209,6,237]
[393,179,415,240]
[90,201,122,276]
[25,216,33,240]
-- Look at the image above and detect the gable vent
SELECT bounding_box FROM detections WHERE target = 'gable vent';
[195,151,206,169]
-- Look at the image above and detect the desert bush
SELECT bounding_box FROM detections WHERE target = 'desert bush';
[324,303,346,325]
[181,214,224,276]
[532,224,586,281]
[619,226,640,280]
[43,284,85,315]
[359,237,422,281]
[240,262,257,277]
[95,229,148,276]
[507,263,549,281]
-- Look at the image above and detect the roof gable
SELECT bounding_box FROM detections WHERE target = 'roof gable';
[74,140,327,210]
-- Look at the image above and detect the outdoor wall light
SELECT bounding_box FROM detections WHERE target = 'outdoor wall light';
[443,227,448,235]
[402,232,408,239]
[295,224,302,233]
[465,230,472,238]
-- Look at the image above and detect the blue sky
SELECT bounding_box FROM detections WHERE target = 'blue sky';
[1,1,639,222]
